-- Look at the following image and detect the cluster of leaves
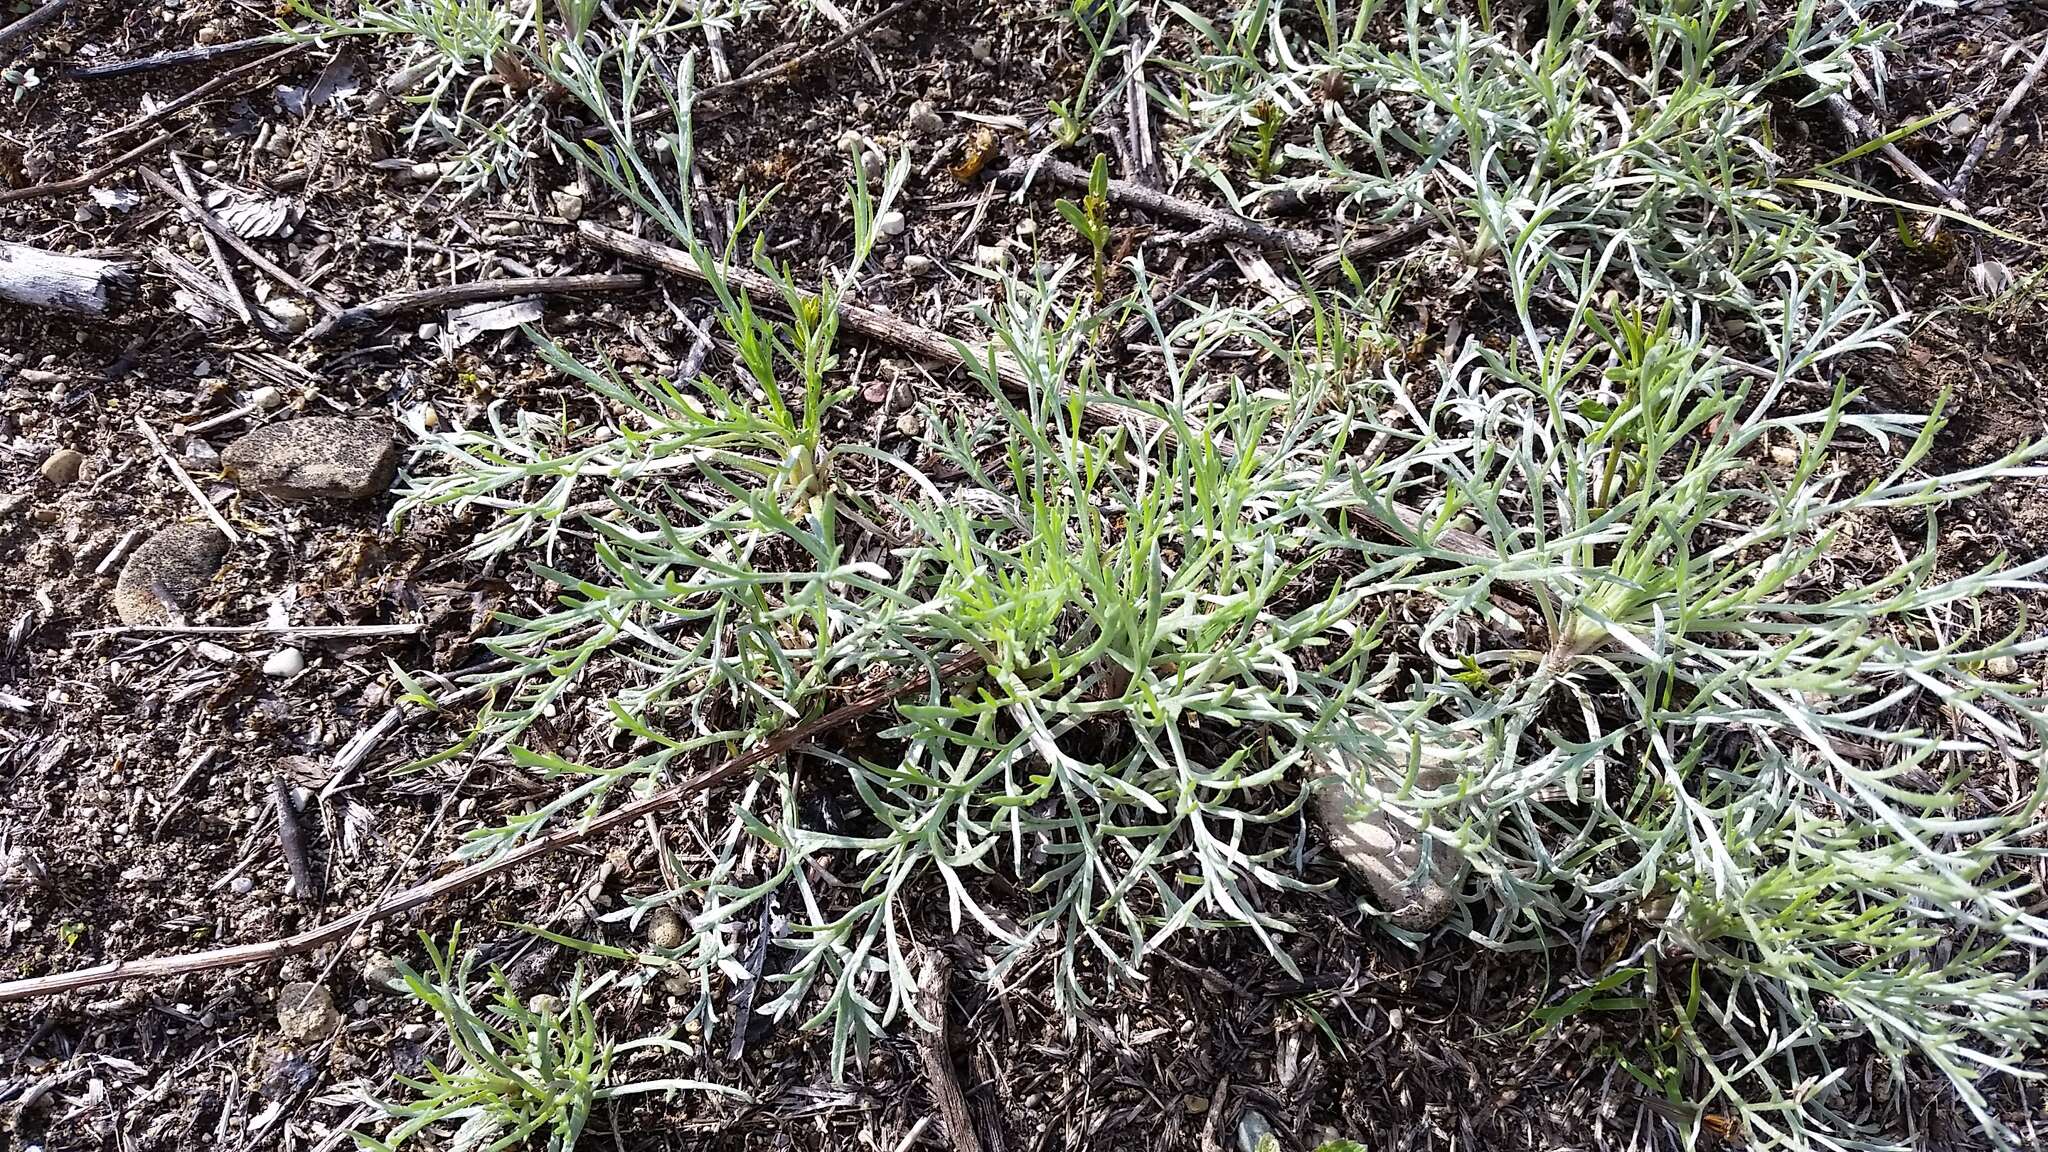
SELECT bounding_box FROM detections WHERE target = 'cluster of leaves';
[357,928,734,1151]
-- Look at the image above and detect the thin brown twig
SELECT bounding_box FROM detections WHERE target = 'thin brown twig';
[578,218,1032,391]
[0,132,178,207]
[0,0,75,54]
[0,651,985,1003]
[83,622,423,639]
[273,777,320,904]
[304,272,649,341]
[85,43,308,148]
[913,946,985,1152]
[1823,93,1964,210]
[1006,155,1328,257]
[138,165,344,317]
[66,33,291,80]
[170,152,253,327]
[1939,34,2048,233]
[132,413,241,545]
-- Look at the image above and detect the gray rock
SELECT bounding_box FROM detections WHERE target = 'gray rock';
[223,417,397,502]
[1312,744,1465,931]
[276,982,341,1041]
[113,523,228,625]
[39,448,83,485]
[1236,1110,1278,1152]
[907,99,943,135]
[263,297,311,334]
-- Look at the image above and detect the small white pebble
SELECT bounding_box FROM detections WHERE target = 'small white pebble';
[876,210,906,239]
[263,648,306,678]
[230,875,254,895]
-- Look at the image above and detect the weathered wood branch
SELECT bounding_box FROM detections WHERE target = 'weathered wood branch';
[0,242,127,316]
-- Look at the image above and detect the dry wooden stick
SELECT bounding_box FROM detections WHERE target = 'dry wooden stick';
[579,219,1031,391]
[0,651,985,1003]
[304,272,649,341]
[133,413,241,545]
[1007,155,1328,257]
[83,622,423,639]
[86,43,308,148]
[913,947,985,1152]
[273,776,320,904]
[579,220,1493,562]
[1823,93,1964,211]
[0,132,177,207]
[137,165,343,317]
[1938,35,2048,234]
[170,152,253,327]
[0,0,74,53]
[66,33,290,80]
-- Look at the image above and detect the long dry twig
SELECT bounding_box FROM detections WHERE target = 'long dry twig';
[170,152,254,327]
[0,132,178,207]
[1006,155,1327,257]
[577,220,1492,562]
[578,219,1032,390]
[1932,34,2048,241]
[0,0,74,53]
[305,273,649,341]
[273,776,320,904]
[1823,93,1964,210]
[133,414,241,545]
[913,947,985,1152]
[86,43,308,148]
[0,652,986,1003]
[83,622,423,639]
[66,33,290,79]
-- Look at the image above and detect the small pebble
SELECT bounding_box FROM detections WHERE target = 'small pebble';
[896,410,924,438]
[1236,1110,1277,1152]
[876,210,907,239]
[903,254,933,275]
[39,448,83,486]
[230,875,254,896]
[907,99,943,135]
[251,385,284,410]
[398,1022,432,1042]
[362,951,400,989]
[263,298,310,334]
[646,907,685,950]
[263,648,306,678]
[1987,655,2020,679]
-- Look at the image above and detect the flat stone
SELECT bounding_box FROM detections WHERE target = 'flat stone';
[223,417,397,502]
[112,523,228,625]
[276,982,341,1042]
[1312,743,1466,931]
